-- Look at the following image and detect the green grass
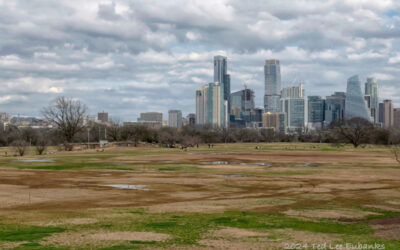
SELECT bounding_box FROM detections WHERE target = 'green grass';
[0,226,64,242]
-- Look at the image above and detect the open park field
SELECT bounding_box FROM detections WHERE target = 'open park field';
[0,143,400,249]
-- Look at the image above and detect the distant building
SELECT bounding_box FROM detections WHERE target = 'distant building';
[195,82,227,127]
[281,98,305,129]
[214,55,230,113]
[281,83,305,99]
[262,112,286,133]
[187,114,196,126]
[308,96,325,128]
[253,107,264,124]
[230,88,255,126]
[325,92,346,125]
[394,108,400,128]
[264,59,281,113]
[139,112,162,123]
[0,112,10,122]
[345,75,371,121]
[230,89,255,112]
[97,111,109,123]
[365,77,379,123]
[168,110,182,128]
[379,100,394,128]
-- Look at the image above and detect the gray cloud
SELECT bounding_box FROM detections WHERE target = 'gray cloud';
[0,0,399,120]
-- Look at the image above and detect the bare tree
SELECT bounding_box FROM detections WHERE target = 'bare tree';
[35,140,48,155]
[332,117,373,148]
[41,96,87,145]
[12,140,28,156]
[107,118,122,141]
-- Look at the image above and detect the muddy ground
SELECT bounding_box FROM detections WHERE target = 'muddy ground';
[0,143,399,249]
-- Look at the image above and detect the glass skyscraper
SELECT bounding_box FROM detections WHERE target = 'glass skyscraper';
[264,59,281,112]
[345,75,371,121]
[214,56,230,105]
[365,77,379,123]
[308,96,325,128]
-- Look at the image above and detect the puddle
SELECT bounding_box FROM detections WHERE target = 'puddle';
[242,162,272,167]
[200,161,231,165]
[100,173,112,176]
[16,159,54,163]
[104,184,149,190]
[200,161,271,166]
[295,163,320,167]
[217,174,248,178]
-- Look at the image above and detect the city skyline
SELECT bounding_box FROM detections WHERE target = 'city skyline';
[0,1,399,121]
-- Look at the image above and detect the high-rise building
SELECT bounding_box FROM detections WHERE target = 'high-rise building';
[281,98,306,129]
[379,100,394,128]
[230,89,255,112]
[308,96,325,128]
[168,110,182,128]
[187,114,196,126]
[262,112,287,133]
[365,77,379,123]
[345,75,371,121]
[394,108,400,128]
[97,111,109,123]
[230,88,255,125]
[195,82,227,127]
[214,55,230,108]
[281,84,305,99]
[139,112,163,123]
[0,112,10,122]
[264,59,281,112]
[325,92,346,125]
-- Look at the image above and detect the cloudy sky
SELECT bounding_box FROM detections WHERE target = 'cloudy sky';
[0,0,399,121]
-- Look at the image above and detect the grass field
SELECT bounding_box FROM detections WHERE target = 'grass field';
[0,143,399,249]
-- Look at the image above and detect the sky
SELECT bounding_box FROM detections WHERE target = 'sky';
[0,0,399,121]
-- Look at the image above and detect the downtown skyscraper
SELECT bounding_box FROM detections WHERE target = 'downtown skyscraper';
[195,56,230,127]
[264,59,281,113]
[214,55,230,108]
[345,75,371,121]
[365,77,379,123]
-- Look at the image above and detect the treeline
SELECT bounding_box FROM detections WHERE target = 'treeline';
[1,117,400,150]
[1,96,400,156]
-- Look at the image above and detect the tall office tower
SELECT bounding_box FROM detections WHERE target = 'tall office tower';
[230,89,255,112]
[394,108,400,128]
[214,56,230,104]
[379,100,394,128]
[365,77,379,123]
[280,98,306,129]
[168,110,183,128]
[345,75,371,121]
[196,89,204,125]
[195,82,226,127]
[97,111,109,123]
[230,88,255,124]
[324,92,346,125]
[264,59,281,112]
[308,96,325,128]
[281,84,304,98]
[262,112,287,133]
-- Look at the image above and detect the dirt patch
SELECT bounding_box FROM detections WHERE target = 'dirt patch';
[212,227,267,238]
[42,230,170,247]
[371,216,400,240]
[284,209,379,220]
[28,218,98,226]
[0,241,28,249]
[147,197,296,213]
